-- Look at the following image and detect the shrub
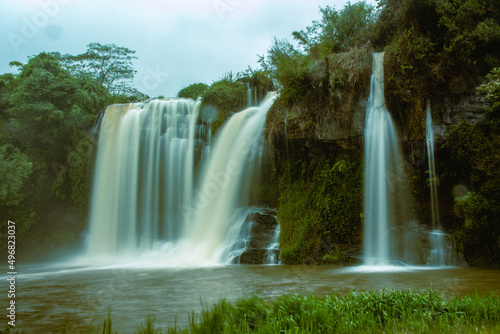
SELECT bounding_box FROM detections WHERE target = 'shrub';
[177,83,208,100]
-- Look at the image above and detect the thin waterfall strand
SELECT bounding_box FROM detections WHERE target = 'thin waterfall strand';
[425,100,452,266]
[426,100,439,227]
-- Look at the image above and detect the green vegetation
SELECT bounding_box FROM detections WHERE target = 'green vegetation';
[177,83,209,100]
[75,290,500,333]
[1,0,499,266]
[0,43,147,258]
[201,72,247,134]
[261,0,499,266]
[276,157,362,264]
[260,1,375,111]
[178,69,274,136]
[478,66,500,122]
[61,43,144,99]
[435,66,500,266]
[442,120,500,266]
[380,0,500,139]
[292,1,376,55]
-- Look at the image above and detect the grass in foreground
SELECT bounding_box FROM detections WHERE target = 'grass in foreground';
[160,290,500,334]
[4,289,498,333]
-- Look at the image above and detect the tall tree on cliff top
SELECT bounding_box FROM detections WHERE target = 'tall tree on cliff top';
[292,1,376,56]
[65,43,138,95]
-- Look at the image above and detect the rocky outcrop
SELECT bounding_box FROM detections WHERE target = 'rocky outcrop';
[236,209,281,264]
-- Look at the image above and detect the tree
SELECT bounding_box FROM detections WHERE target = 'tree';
[477,67,500,119]
[177,83,209,99]
[435,0,500,59]
[0,144,36,238]
[0,73,16,120]
[0,144,32,207]
[293,1,376,55]
[64,43,138,95]
[202,73,246,133]
[8,52,108,167]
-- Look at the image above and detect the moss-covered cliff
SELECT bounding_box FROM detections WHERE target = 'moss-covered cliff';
[261,0,500,266]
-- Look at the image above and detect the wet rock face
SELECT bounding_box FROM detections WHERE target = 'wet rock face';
[238,209,280,264]
[247,211,277,249]
[240,249,280,264]
[429,95,489,140]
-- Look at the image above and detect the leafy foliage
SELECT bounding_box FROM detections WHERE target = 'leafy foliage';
[8,53,107,165]
[0,144,36,239]
[261,2,375,138]
[201,73,246,134]
[237,67,275,105]
[0,73,16,118]
[0,144,32,207]
[0,46,131,256]
[478,67,500,121]
[63,43,138,95]
[277,157,362,264]
[293,1,377,55]
[435,0,500,60]
[380,0,500,139]
[317,160,362,245]
[177,82,208,99]
[443,122,500,265]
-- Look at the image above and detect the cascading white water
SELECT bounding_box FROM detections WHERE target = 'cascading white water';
[86,93,276,264]
[363,53,401,266]
[427,230,452,266]
[266,224,281,265]
[226,211,254,264]
[179,93,277,263]
[86,99,200,256]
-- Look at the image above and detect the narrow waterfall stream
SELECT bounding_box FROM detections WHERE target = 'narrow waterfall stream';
[363,53,401,266]
[425,100,453,266]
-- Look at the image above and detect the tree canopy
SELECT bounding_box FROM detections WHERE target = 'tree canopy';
[63,43,138,95]
[0,44,146,252]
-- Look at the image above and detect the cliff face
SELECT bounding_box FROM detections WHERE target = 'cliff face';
[265,46,372,162]
[263,54,493,266]
[266,94,367,153]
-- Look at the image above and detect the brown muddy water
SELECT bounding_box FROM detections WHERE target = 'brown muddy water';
[3,263,500,333]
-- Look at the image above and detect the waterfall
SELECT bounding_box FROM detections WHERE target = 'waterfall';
[427,230,453,266]
[426,100,439,227]
[247,83,252,107]
[226,212,254,264]
[86,93,276,265]
[87,99,199,255]
[265,224,281,265]
[181,93,277,262]
[425,100,453,266]
[363,53,401,266]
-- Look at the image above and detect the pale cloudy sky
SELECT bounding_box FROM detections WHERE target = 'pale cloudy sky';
[1,0,378,98]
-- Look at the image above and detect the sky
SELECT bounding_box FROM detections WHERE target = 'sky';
[1,0,378,98]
